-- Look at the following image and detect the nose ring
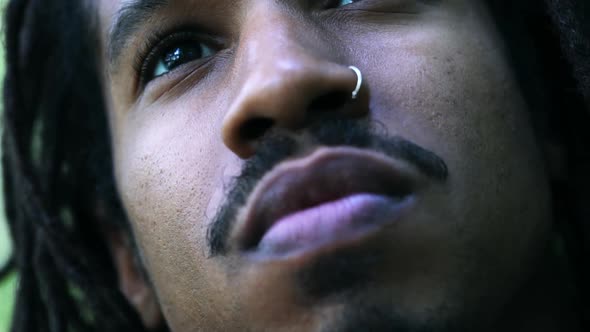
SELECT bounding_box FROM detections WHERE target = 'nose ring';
[348,66,363,100]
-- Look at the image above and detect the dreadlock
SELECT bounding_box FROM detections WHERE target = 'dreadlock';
[0,0,588,332]
[0,0,145,331]
[484,2,590,329]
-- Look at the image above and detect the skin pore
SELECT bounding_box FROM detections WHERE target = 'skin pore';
[96,0,579,331]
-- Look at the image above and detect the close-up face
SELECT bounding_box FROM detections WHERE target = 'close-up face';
[97,0,554,331]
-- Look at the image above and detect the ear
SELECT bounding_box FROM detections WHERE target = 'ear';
[108,230,164,330]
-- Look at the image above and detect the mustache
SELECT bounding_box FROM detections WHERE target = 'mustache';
[207,117,448,256]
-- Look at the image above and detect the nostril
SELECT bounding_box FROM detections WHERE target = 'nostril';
[308,91,350,112]
[240,117,275,141]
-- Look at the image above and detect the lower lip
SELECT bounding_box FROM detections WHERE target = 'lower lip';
[255,194,414,258]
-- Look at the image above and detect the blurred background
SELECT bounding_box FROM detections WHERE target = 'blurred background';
[0,0,16,331]
[0,208,12,332]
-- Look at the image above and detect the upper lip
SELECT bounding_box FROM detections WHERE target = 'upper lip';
[230,146,425,252]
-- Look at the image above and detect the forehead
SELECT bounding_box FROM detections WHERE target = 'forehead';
[98,0,124,49]
[99,0,120,25]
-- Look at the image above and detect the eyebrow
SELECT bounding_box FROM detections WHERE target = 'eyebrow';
[106,0,440,67]
[107,0,169,67]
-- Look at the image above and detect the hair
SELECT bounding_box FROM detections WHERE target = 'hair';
[0,1,588,332]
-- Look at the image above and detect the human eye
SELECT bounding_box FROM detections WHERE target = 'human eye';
[135,30,218,87]
[323,0,362,8]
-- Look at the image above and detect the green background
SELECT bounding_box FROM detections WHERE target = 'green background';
[0,210,13,332]
[1,0,17,331]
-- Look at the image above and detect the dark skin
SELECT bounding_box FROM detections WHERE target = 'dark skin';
[96,0,580,331]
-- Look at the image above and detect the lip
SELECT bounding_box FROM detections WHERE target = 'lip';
[229,146,425,258]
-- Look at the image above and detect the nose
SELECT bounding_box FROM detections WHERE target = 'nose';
[221,6,369,158]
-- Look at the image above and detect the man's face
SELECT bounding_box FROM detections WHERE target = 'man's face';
[99,0,553,330]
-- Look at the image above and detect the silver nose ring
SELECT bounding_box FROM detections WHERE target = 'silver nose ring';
[348,66,363,100]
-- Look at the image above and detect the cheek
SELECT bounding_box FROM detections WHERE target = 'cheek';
[355,11,546,200]
[111,100,236,326]
[356,11,552,305]
[116,106,217,235]
[357,19,521,144]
